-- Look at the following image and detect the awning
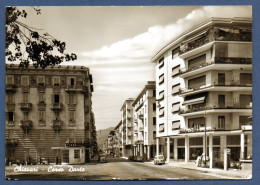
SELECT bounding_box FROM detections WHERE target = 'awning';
[183,96,205,105]
[159,124,164,132]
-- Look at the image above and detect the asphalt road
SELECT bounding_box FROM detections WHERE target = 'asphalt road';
[6,157,234,180]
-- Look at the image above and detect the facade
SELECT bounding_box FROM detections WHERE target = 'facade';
[131,81,157,160]
[5,64,96,164]
[120,98,134,157]
[151,17,252,167]
[114,121,123,157]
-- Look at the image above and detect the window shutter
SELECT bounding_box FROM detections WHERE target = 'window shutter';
[74,94,78,104]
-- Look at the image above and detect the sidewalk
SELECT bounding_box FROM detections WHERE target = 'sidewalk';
[156,160,252,179]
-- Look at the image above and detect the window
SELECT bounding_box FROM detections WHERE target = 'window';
[172,65,180,77]
[159,123,164,133]
[69,93,74,104]
[158,57,164,68]
[172,120,180,130]
[159,74,164,85]
[69,78,75,86]
[218,95,225,108]
[21,76,29,86]
[159,107,164,117]
[153,90,156,97]
[39,93,44,103]
[239,94,252,108]
[54,112,59,120]
[172,102,180,113]
[218,116,225,130]
[37,76,45,86]
[153,103,156,111]
[69,111,75,121]
[53,77,60,86]
[172,47,180,59]
[188,54,206,70]
[172,83,180,95]
[40,130,45,139]
[39,111,45,121]
[23,93,29,103]
[153,117,156,125]
[239,116,252,128]
[74,149,80,159]
[8,149,15,157]
[55,130,60,139]
[6,76,14,84]
[240,73,252,85]
[158,90,164,101]
[24,130,29,138]
[188,117,205,129]
[188,75,206,90]
[153,131,156,139]
[54,94,60,103]
[7,112,14,122]
[218,73,225,85]
[24,112,29,120]
[7,94,14,103]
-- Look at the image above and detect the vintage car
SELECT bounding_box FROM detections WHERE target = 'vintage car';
[154,155,165,165]
[100,154,108,163]
[136,156,144,162]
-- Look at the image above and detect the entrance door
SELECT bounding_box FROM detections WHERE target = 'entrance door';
[85,149,90,163]
[62,150,69,163]
[218,95,225,108]
[218,73,225,85]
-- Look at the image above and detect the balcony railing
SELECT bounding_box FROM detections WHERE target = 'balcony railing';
[51,103,63,111]
[19,120,33,129]
[179,27,252,55]
[6,84,17,93]
[179,57,252,74]
[6,103,15,111]
[37,102,46,110]
[18,103,32,111]
[6,138,19,147]
[50,120,63,130]
[179,127,223,133]
[65,85,87,92]
[179,101,252,114]
[180,79,252,94]
[37,85,46,92]
[65,138,91,147]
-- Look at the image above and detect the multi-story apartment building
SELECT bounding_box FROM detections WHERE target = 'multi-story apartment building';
[5,64,95,164]
[114,120,123,157]
[132,81,157,160]
[151,17,252,168]
[120,98,134,157]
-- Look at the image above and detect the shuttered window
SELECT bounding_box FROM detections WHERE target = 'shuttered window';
[21,76,29,86]
[159,107,164,117]
[172,120,180,130]
[172,83,180,95]
[158,57,164,68]
[159,74,164,85]
[172,102,180,113]
[37,76,45,86]
[157,90,164,101]
[53,77,60,86]
[172,65,180,77]
[39,111,45,121]
[172,47,180,59]
[6,76,14,84]
[188,54,206,70]
[159,123,164,132]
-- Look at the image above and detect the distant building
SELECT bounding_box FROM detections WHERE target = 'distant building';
[5,64,95,164]
[120,99,134,157]
[151,17,252,167]
[132,81,158,160]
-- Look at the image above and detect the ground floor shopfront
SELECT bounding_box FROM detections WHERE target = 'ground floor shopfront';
[156,129,252,168]
[133,144,157,160]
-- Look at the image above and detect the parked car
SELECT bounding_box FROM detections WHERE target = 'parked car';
[136,156,144,162]
[154,155,165,165]
[128,155,134,161]
[100,154,108,163]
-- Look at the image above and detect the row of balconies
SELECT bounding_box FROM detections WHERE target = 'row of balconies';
[179,57,252,75]
[6,84,89,94]
[179,26,251,55]
[65,138,92,147]
[179,101,252,114]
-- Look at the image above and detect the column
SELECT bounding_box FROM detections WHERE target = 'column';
[156,138,159,156]
[240,132,245,160]
[174,138,178,161]
[147,145,150,160]
[185,136,189,163]
[209,134,213,168]
[220,135,227,162]
[166,137,170,163]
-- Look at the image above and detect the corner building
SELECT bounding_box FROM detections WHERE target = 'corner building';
[5,64,95,164]
[151,18,252,167]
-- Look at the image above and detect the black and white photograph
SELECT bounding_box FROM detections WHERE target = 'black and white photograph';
[4,5,253,180]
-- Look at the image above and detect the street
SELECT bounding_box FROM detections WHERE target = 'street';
[6,157,236,180]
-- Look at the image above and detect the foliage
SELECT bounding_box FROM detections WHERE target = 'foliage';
[5,6,77,68]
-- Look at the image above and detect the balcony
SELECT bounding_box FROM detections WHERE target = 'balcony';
[6,138,19,147]
[51,103,63,111]
[37,102,46,110]
[21,86,30,93]
[19,120,33,129]
[179,126,220,134]
[179,27,252,56]
[180,79,252,96]
[50,120,63,130]
[18,103,32,111]
[53,86,61,93]
[6,84,16,93]
[179,57,252,77]
[6,103,15,111]
[65,138,91,147]
[68,104,76,110]
[65,85,87,93]
[179,101,252,115]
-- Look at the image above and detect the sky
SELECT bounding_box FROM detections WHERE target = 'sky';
[16,6,252,130]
